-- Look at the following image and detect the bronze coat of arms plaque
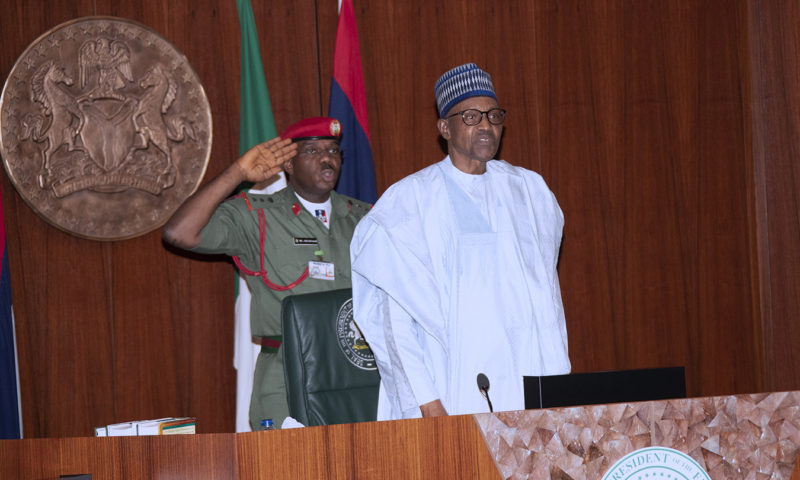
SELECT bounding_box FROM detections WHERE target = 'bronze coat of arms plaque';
[0,16,212,241]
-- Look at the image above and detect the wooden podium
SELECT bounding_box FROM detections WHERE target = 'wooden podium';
[2,392,799,479]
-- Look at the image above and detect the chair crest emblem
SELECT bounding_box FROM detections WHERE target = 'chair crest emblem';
[335,298,377,371]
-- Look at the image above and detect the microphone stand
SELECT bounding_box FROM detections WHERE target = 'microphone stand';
[477,373,494,413]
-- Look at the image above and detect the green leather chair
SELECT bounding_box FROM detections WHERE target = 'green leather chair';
[281,288,380,426]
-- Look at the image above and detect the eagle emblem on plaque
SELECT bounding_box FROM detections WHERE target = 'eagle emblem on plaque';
[1,17,212,240]
[22,37,194,197]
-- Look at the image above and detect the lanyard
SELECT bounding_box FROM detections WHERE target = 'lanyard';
[232,196,310,291]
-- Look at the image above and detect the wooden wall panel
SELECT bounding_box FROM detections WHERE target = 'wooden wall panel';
[252,1,331,126]
[94,0,243,435]
[0,0,117,438]
[1,0,798,439]
[531,0,627,373]
[693,0,760,395]
[0,0,355,438]
[533,0,760,397]
[0,0,248,436]
[357,0,540,192]
[747,0,800,392]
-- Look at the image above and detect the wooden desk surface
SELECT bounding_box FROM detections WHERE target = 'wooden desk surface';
[6,396,798,479]
[0,415,499,479]
[0,433,236,479]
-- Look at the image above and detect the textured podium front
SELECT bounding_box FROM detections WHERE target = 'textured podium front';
[474,391,800,479]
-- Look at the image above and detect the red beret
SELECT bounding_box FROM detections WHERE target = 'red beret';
[280,117,342,141]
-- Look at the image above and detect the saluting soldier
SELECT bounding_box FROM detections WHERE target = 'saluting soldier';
[163,117,371,429]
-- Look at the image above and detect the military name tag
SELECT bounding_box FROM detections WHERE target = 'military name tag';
[293,237,318,246]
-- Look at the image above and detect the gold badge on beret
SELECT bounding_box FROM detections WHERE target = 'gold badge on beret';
[330,119,342,137]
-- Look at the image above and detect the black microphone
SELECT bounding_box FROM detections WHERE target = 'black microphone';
[477,373,493,413]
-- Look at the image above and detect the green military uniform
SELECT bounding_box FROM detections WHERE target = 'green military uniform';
[191,186,370,428]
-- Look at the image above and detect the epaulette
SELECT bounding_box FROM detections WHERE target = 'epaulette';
[346,198,373,214]
[232,191,287,211]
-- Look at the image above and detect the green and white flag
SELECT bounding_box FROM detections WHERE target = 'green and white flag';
[234,0,286,432]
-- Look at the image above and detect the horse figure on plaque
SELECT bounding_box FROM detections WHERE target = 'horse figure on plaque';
[19,37,196,198]
[24,61,85,188]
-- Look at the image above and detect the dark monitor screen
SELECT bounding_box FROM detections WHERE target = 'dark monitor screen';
[524,366,686,410]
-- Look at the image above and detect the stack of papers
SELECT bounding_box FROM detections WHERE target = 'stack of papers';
[95,417,196,436]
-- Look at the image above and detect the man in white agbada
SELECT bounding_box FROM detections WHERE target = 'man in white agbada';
[350,63,571,419]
